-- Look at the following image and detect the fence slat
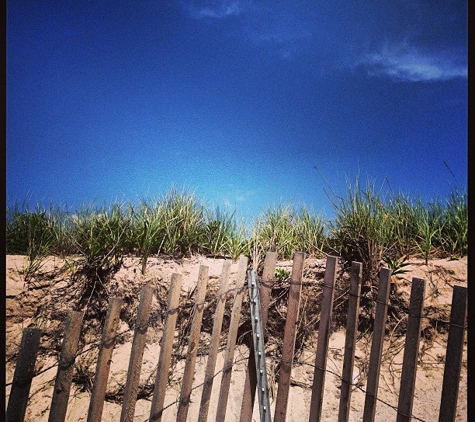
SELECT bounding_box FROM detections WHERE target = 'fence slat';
[216,255,249,422]
[6,327,42,422]
[362,268,391,422]
[149,273,183,422]
[274,252,305,422]
[176,265,209,422]
[120,284,154,422]
[308,255,337,422]
[48,311,84,422]
[240,251,277,422]
[9,251,467,422]
[338,261,363,422]
[438,285,467,422]
[87,297,123,422]
[198,261,231,422]
[396,277,426,422]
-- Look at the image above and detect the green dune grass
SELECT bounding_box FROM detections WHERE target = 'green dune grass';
[6,182,467,281]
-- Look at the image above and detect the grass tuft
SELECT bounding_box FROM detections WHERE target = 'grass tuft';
[6,181,467,275]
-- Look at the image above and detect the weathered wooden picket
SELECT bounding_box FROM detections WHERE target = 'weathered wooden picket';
[6,252,467,422]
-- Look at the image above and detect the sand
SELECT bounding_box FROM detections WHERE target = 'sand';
[5,254,467,421]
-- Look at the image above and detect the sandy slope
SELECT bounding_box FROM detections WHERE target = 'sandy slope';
[5,254,467,421]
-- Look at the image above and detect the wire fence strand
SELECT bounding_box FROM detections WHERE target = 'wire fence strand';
[5,272,467,422]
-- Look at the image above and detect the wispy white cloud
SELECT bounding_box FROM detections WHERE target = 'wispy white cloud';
[179,1,467,73]
[179,0,313,59]
[222,188,255,208]
[238,3,311,44]
[182,0,248,20]
[358,43,467,82]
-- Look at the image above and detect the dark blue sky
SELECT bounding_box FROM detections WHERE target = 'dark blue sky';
[7,0,467,222]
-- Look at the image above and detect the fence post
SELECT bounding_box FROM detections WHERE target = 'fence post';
[438,285,467,422]
[308,255,337,422]
[362,268,391,422]
[87,297,123,422]
[396,277,426,422]
[48,310,84,422]
[149,273,183,422]
[240,251,277,422]
[338,261,363,422]
[120,284,154,422]
[198,261,231,422]
[176,265,209,422]
[216,255,249,422]
[6,327,42,422]
[274,251,305,422]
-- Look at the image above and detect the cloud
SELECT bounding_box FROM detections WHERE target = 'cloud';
[181,0,248,20]
[242,3,314,44]
[179,1,467,71]
[179,0,312,58]
[222,188,255,208]
[358,43,467,82]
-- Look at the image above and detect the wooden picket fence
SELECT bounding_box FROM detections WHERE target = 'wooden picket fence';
[6,252,467,422]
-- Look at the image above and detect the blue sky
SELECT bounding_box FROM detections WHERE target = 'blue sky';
[6,0,467,223]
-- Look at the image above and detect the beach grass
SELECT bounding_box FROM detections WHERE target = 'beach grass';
[6,183,467,280]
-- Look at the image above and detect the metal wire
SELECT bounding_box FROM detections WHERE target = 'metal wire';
[6,275,466,422]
